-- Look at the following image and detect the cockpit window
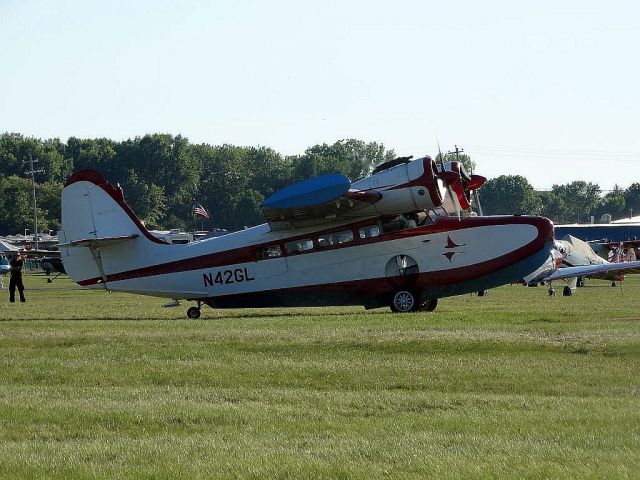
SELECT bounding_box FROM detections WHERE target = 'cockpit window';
[428,207,448,222]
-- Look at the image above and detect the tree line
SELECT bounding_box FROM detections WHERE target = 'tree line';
[0,133,393,235]
[0,132,637,235]
[480,175,640,224]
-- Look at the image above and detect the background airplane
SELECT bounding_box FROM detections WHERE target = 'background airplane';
[522,234,640,295]
[59,156,554,318]
[38,256,66,282]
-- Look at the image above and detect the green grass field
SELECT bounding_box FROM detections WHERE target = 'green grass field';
[1,271,639,479]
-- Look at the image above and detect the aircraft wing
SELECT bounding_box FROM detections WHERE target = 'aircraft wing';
[261,174,381,230]
[540,260,640,282]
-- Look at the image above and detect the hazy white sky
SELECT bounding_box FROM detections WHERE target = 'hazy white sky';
[1,0,638,190]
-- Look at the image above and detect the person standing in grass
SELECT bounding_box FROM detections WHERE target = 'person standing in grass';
[8,251,26,303]
[0,253,7,289]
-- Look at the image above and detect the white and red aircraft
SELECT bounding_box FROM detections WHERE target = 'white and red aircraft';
[522,235,640,296]
[59,156,554,318]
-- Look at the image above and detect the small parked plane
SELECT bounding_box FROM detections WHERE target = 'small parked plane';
[522,234,640,296]
[38,256,66,282]
[59,155,554,318]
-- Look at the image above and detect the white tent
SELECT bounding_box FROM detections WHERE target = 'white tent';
[0,239,20,253]
[611,215,640,224]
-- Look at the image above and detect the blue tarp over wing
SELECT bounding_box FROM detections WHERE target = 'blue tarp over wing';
[261,174,351,210]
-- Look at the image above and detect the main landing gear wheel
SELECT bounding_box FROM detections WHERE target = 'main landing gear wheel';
[419,299,438,312]
[390,289,418,313]
[562,286,573,296]
[186,306,201,319]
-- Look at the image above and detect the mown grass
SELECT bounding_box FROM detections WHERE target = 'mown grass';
[0,271,639,479]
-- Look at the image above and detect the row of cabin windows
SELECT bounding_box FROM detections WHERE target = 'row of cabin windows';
[256,209,445,260]
[259,225,381,259]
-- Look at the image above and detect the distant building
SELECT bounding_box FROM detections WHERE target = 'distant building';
[555,223,640,243]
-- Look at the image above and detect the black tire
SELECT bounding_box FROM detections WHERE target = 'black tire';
[562,286,573,296]
[477,289,489,297]
[419,299,438,312]
[390,289,418,313]
[186,306,201,319]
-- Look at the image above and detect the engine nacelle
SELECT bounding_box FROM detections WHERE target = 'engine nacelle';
[351,156,447,215]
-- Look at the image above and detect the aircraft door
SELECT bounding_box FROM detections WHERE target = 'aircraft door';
[385,255,419,278]
[254,244,288,279]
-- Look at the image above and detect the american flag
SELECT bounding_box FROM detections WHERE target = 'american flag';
[193,202,209,219]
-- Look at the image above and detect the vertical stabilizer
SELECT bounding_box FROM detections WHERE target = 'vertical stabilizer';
[60,170,167,287]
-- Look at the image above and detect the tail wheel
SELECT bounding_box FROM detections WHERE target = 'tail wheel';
[390,289,418,313]
[420,299,438,312]
[187,306,201,319]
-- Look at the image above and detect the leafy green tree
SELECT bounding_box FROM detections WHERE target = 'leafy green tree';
[479,175,542,215]
[624,183,640,219]
[594,184,626,221]
[198,144,251,229]
[0,176,39,235]
[551,181,601,223]
[538,191,568,223]
[297,139,395,181]
[434,150,475,174]
[231,189,265,229]
[66,137,118,176]
[38,182,63,232]
[245,147,291,198]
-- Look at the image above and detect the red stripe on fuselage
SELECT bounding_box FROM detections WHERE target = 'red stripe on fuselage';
[77,215,553,287]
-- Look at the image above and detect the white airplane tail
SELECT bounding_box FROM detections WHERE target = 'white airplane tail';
[60,170,166,287]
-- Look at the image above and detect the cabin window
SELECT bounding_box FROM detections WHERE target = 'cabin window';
[260,244,282,259]
[285,239,313,255]
[359,225,380,239]
[428,207,448,222]
[317,230,354,247]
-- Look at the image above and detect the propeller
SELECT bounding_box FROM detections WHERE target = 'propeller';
[437,142,461,220]
[469,163,484,216]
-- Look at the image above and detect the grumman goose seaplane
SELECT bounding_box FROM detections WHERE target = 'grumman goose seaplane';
[60,155,553,318]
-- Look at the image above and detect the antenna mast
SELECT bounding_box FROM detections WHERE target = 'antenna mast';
[24,155,44,252]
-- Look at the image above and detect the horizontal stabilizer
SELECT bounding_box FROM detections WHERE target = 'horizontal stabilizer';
[60,234,140,248]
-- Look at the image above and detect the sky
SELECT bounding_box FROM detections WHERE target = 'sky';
[1,0,639,191]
